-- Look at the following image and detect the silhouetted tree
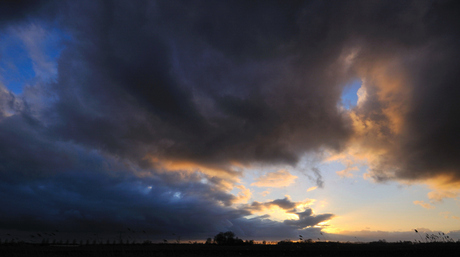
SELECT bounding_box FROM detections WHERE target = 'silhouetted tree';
[214,231,236,245]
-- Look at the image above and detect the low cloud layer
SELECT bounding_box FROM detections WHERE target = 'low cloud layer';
[1,0,460,239]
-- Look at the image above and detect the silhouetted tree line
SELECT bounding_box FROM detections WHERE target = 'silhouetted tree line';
[211,231,254,245]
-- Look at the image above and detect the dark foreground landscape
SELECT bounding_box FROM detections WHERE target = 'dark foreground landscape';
[1,242,459,257]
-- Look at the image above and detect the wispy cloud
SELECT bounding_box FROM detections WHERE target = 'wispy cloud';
[251,170,297,188]
[439,211,460,220]
[336,166,359,178]
[307,186,317,192]
[14,23,58,81]
[413,201,435,210]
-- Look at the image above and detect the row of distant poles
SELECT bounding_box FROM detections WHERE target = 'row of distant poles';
[1,228,157,245]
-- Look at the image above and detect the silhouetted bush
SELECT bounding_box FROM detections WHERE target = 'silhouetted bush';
[277,239,294,245]
[212,231,253,246]
[142,240,152,245]
[214,231,235,245]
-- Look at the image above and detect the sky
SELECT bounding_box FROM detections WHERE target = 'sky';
[0,0,460,243]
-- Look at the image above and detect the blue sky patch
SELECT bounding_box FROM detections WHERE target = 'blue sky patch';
[0,24,67,94]
[0,32,35,94]
[341,79,362,109]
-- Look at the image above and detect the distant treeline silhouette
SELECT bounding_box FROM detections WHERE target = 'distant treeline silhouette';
[209,231,254,245]
[1,229,459,246]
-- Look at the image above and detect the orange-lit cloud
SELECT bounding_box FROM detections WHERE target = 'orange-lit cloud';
[251,169,297,188]
[439,211,460,220]
[428,190,459,203]
[307,186,317,192]
[233,185,252,204]
[261,190,270,197]
[336,166,359,178]
[344,58,411,177]
[142,155,241,188]
[413,200,435,209]
[329,46,460,203]
[422,175,460,202]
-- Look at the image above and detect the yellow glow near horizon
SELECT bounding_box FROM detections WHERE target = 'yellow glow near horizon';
[321,225,341,234]
[316,220,341,234]
[248,204,298,222]
[267,206,298,221]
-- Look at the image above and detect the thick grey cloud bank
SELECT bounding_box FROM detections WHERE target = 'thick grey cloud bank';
[1,0,460,239]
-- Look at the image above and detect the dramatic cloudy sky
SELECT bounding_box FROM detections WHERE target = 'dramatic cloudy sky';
[1,0,459,242]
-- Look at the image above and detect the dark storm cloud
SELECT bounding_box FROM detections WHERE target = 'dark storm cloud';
[0,168,243,237]
[0,90,327,239]
[181,0,303,59]
[44,0,352,171]
[0,123,244,237]
[52,0,460,183]
[400,47,460,181]
[3,0,458,181]
[0,115,73,181]
[0,147,326,239]
[0,0,44,25]
[0,0,58,29]
[0,86,20,119]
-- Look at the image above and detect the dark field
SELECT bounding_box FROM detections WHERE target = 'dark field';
[1,242,459,257]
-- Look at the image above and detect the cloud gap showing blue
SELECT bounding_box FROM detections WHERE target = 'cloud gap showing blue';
[341,79,362,109]
[0,33,34,94]
[0,25,67,94]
